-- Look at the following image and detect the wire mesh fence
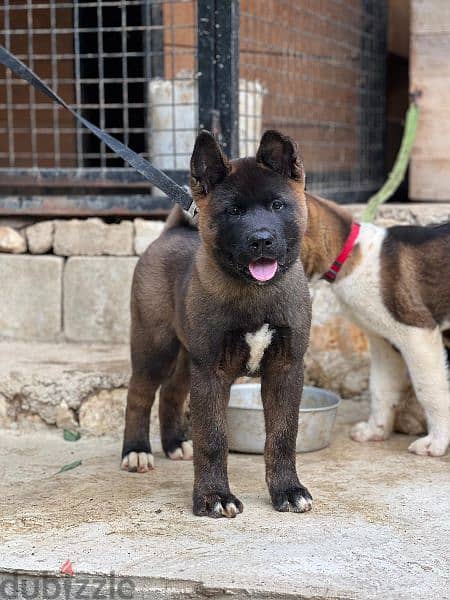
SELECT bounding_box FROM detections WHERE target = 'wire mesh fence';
[240,0,386,199]
[0,0,386,211]
[0,0,198,181]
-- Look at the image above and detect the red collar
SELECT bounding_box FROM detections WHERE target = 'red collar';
[322,222,361,283]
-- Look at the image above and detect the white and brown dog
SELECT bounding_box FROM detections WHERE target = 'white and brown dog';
[302,194,450,456]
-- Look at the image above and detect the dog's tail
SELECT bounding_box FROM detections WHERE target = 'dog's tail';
[164,204,198,231]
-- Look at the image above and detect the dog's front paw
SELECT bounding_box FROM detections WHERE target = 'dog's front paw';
[271,485,313,513]
[193,491,244,518]
[350,421,388,442]
[121,451,154,473]
[166,440,193,461]
[408,434,449,457]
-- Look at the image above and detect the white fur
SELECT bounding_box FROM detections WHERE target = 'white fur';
[331,223,450,456]
[168,440,193,461]
[245,323,273,373]
[121,451,154,472]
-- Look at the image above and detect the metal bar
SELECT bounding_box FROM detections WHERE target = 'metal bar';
[143,0,166,175]
[3,0,15,168]
[197,0,239,157]
[215,0,239,157]
[143,2,164,82]
[49,0,60,168]
[170,1,177,170]
[97,0,106,170]
[0,168,190,187]
[26,0,38,169]
[197,0,216,133]
[73,0,84,169]
[0,1,156,7]
[121,0,129,162]
[0,25,191,34]
[0,194,175,217]
[0,50,193,61]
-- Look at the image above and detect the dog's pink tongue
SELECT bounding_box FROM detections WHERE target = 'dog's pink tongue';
[248,259,278,282]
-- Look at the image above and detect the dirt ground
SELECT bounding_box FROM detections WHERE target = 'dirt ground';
[1,401,449,600]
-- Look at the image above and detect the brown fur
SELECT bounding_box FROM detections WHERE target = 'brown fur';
[122,131,313,517]
[301,194,361,279]
[381,224,450,329]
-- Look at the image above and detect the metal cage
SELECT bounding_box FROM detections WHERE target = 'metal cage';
[0,0,386,215]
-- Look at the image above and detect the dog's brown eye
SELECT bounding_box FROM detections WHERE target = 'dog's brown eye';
[272,200,284,211]
[228,205,243,216]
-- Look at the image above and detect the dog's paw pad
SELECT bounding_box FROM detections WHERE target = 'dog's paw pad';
[193,492,244,518]
[121,452,154,472]
[168,440,193,461]
[272,486,313,513]
[350,421,386,443]
[408,434,448,457]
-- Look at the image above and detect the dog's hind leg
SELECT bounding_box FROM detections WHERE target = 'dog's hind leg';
[159,347,193,461]
[401,326,450,457]
[351,334,409,443]
[121,329,179,472]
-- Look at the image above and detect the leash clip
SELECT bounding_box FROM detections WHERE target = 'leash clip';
[184,199,198,220]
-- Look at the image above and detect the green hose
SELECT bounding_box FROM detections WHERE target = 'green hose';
[361,101,420,223]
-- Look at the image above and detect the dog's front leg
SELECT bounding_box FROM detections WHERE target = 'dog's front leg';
[261,355,313,513]
[190,363,243,518]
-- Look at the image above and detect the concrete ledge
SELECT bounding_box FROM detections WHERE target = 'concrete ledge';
[0,255,63,340]
[0,342,130,433]
[347,202,450,225]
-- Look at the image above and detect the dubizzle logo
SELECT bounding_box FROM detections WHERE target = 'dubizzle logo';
[0,569,135,599]
[60,560,74,577]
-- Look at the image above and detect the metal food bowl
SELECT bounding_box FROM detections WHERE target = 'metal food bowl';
[227,383,341,454]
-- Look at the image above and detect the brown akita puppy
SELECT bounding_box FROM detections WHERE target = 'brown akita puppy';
[121,130,312,517]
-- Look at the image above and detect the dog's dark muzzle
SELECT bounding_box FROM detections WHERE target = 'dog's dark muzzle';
[247,229,276,257]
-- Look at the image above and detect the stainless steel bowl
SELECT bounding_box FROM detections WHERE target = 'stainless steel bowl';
[227,383,341,453]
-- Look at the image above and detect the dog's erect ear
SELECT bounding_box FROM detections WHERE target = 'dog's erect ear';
[256,130,304,181]
[190,130,231,196]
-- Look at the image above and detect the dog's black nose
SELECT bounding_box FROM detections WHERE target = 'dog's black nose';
[248,230,275,253]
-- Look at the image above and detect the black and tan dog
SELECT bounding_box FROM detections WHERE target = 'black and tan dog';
[121,130,313,517]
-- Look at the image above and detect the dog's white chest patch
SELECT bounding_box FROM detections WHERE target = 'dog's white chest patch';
[245,323,274,373]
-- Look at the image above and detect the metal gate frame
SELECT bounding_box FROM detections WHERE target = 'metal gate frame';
[0,0,239,217]
[0,0,385,216]
[198,0,239,159]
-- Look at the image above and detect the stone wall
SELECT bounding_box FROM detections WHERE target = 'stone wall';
[0,218,164,343]
[1,203,449,402]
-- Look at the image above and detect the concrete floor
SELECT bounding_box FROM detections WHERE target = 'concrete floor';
[1,403,449,600]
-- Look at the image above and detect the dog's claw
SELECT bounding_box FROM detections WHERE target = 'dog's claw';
[408,434,449,457]
[350,421,387,442]
[121,451,154,472]
[193,492,244,518]
[272,485,313,513]
[168,440,193,461]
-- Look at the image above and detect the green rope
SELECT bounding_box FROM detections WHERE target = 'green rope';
[361,102,420,223]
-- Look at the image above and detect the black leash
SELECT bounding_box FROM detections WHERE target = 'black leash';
[0,45,197,218]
